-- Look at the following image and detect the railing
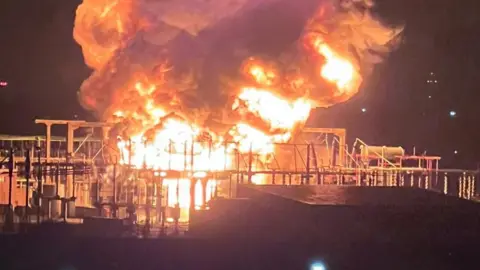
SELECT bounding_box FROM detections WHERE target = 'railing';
[0,139,478,202]
[0,135,105,161]
[351,138,399,168]
[333,136,359,169]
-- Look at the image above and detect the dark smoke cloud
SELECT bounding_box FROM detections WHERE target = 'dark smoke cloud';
[74,0,403,126]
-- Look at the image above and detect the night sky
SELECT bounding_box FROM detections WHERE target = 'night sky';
[0,0,479,168]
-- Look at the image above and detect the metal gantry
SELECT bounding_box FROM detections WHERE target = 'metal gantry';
[0,120,478,234]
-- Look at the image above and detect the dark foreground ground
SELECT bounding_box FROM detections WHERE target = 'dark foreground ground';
[1,186,479,270]
[0,232,478,270]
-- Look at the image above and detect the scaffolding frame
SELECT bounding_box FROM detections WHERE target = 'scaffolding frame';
[0,119,478,234]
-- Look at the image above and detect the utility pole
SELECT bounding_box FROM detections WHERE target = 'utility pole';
[4,149,15,232]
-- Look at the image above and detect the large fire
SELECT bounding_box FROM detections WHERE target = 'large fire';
[74,0,403,220]
[115,60,315,215]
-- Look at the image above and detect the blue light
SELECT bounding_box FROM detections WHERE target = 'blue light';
[310,262,326,270]
[449,111,456,117]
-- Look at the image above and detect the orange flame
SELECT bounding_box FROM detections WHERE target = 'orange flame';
[74,0,365,222]
[113,46,354,219]
[311,37,359,95]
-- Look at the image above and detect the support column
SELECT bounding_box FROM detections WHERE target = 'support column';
[188,178,196,229]
[338,130,346,167]
[247,145,253,184]
[102,126,111,140]
[201,179,207,208]
[102,126,111,159]
[66,123,77,157]
[66,124,78,214]
[45,123,52,163]
[155,178,163,226]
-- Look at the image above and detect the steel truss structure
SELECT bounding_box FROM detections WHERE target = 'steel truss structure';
[0,120,478,235]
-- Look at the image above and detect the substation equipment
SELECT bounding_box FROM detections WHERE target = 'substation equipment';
[0,120,477,235]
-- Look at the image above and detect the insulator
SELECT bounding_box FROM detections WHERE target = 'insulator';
[443,173,448,195]
[458,176,463,198]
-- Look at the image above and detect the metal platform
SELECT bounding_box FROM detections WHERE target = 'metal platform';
[0,119,478,236]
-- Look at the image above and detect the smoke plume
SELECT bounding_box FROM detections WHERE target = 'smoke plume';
[73,0,403,129]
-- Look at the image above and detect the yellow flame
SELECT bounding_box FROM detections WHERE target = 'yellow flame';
[113,40,354,219]
[312,37,357,94]
[237,88,312,130]
[319,45,355,90]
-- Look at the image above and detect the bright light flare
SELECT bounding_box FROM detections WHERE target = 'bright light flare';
[311,37,358,94]
[310,261,327,270]
[319,45,354,90]
[235,88,312,130]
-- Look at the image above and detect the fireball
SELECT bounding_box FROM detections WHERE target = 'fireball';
[73,0,403,221]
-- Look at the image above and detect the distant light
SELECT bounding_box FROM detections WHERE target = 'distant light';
[449,111,457,117]
[0,81,7,87]
[428,95,432,99]
[434,80,438,83]
[454,150,458,155]
[430,72,434,75]
[361,108,367,113]
[310,262,326,270]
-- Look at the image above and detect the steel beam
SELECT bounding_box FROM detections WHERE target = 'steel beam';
[302,128,347,166]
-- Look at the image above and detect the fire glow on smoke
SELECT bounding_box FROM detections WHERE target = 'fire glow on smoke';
[74,0,403,212]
